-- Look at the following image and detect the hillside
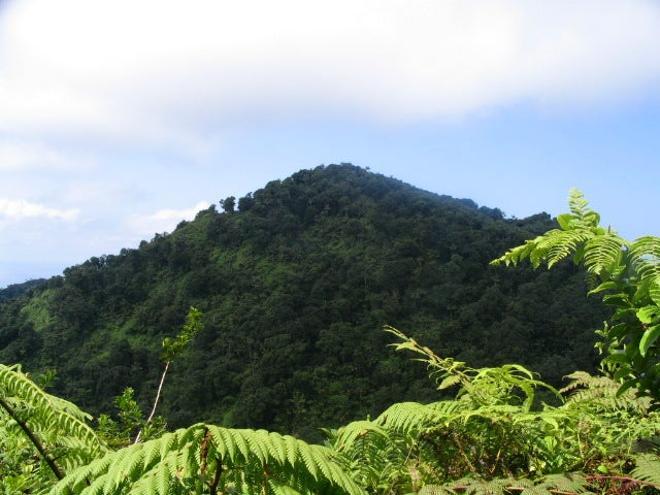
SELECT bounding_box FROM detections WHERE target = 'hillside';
[0,164,606,438]
[0,279,46,303]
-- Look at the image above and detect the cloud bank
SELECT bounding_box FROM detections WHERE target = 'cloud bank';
[1,0,659,148]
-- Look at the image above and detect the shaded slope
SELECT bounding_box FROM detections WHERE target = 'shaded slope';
[0,164,605,438]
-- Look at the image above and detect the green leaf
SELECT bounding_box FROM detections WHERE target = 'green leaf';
[639,325,660,357]
[650,278,660,306]
[557,214,574,230]
[605,353,629,365]
[583,211,600,227]
[588,281,618,296]
[636,306,659,324]
[437,375,461,390]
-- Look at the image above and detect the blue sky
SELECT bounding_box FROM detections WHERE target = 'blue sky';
[1,0,659,287]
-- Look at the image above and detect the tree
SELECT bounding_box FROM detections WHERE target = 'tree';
[133,306,203,443]
[238,192,255,211]
[220,196,236,213]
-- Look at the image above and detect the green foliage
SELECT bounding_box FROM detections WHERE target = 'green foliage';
[417,473,593,495]
[384,326,558,411]
[50,424,364,495]
[331,328,659,494]
[492,189,660,400]
[97,387,167,448]
[0,364,105,491]
[4,342,656,495]
[162,306,203,362]
[630,454,660,486]
[0,364,104,459]
[0,363,363,495]
[0,166,606,434]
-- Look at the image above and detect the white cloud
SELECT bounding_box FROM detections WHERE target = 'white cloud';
[126,201,211,237]
[0,198,79,221]
[0,0,659,146]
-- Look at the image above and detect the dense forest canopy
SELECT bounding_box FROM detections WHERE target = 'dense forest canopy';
[0,279,47,303]
[0,164,607,437]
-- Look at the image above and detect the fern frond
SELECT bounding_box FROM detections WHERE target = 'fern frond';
[630,453,660,486]
[334,420,389,451]
[583,234,626,275]
[0,365,102,452]
[535,473,591,494]
[560,371,650,414]
[0,363,105,482]
[630,236,660,283]
[375,401,460,435]
[492,229,594,269]
[568,189,590,219]
[49,423,365,495]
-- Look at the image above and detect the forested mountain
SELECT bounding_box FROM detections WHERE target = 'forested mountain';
[0,279,46,303]
[0,164,606,438]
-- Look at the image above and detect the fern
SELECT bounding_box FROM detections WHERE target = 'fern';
[492,190,660,401]
[583,234,626,275]
[567,189,592,220]
[0,364,105,481]
[629,236,660,283]
[560,372,651,414]
[331,328,659,494]
[49,423,365,495]
[629,454,660,487]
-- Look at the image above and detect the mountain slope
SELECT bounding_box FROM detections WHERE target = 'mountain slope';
[0,164,606,438]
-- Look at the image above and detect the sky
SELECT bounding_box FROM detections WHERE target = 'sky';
[0,0,659,287]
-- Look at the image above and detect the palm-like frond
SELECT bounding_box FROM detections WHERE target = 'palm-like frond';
[583,234,626,275]
[49,424,365,495]
[629,236,660,282]
[0,363,105,479]
[492,191,660,402]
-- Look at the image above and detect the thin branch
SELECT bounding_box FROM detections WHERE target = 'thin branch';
[134,360,170,444]
[0,396,64,480]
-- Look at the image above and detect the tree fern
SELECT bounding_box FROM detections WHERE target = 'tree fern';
[0,364,105,481]
[492,190,660,401]
[49,423,365,495]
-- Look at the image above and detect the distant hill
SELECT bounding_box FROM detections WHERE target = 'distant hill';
[0,164,605,438]
[0,279,46,302]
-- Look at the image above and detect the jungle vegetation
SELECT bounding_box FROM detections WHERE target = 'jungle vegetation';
[0,165,608,437]
[0,187,657,494]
